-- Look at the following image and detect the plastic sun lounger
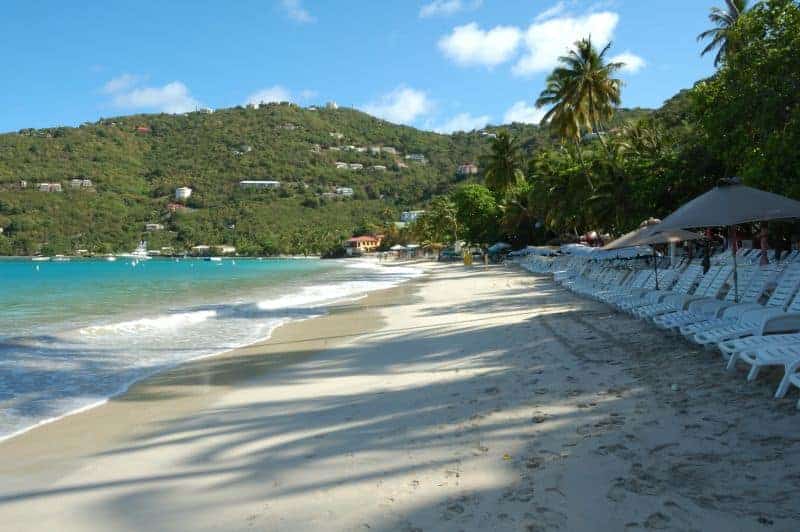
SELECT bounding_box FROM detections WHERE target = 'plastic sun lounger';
[652,265,735,328]
[634,266,726,319]
[615,267,687,313]
[729,344,800,403]
[690,265,800,346]
[676,266,776,337]
[599,270,653,304]
[653,265,753,330]
[718,332,800,363]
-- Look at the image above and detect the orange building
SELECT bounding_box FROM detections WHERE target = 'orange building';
[345,235,383,256]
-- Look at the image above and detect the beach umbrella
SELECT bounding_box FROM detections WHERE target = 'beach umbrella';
[389,244,407,251]
[602,219,702,289]
[654,177,800,301]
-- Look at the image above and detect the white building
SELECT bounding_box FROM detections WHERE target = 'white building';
[382,147,398,155]
[370,165,387,172]
[38,183,62,192]
[369,146,382,155]
[145,223,164,232]
[214,245,236,255]
[326,101,339,110]
[401,210,425,223]
[69,178,93,189]
[239,180,281,190]
[405,153,426,163]
[335,187,354,197]
[348,163,363,170]
[175,187,193,200]
[335,161,349,169]
[457,163,479,176]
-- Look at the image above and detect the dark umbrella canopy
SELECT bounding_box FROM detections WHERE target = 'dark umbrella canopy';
[655,178,800,231]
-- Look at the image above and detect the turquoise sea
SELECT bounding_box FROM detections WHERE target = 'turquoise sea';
[0,257,421,440]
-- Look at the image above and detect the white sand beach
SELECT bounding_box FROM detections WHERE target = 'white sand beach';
[1,263,799,531]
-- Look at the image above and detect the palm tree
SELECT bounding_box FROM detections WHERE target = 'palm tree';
[536,37,624,144]
[698,0,748,67]
[480,130,524,197]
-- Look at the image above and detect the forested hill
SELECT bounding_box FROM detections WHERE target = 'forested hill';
[0,103,648,256]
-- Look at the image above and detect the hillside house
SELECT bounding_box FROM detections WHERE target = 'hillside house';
[369,146,381,155]
[382,147,398,155]
[335,187,354,197]
[145,223,164,232]
[345,235,382,256]
[135,126,151,133]
[329,132,344,139]
[38,183,62,192]
[69,178,93,189]
[370,165,387,172]
[167,203,188,213]
[348,163,363,170]
[457,163,479,176]
[395,161,408,170]
[406,154,427,163]
[320,192,337,200]
[401,210,425,223]
[175,187,193,200]
[18,180,28,189]
[239,180,281,190]
[326,101,339,110]
[198,107,214,114]
[335,161,349,169]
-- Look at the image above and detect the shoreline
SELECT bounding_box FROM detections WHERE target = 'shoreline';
[0,259,427,444]
[3,263,798,530]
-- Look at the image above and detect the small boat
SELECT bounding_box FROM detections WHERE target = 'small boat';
[31,256,50,262]
[204,257,223,262]
[119,241,152,260]
[105,256,117,262]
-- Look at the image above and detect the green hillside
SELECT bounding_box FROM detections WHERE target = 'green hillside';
[0,103,648,256]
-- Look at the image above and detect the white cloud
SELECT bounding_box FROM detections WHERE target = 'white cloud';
[420,0,482,18]
[362,86,433,125]
[102,73,142,94]
[433,112,490,133]
[299,89,318,101]
[281,0,314,23]
[111,81,199,114]
[534,1,566,22]
[611,51,646,74]
[438,23,522,68]
[246,85,293,106]
[503,101,546,125]
[512,11,619,76]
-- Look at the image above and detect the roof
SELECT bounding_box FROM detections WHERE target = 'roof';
[347,236,380,243]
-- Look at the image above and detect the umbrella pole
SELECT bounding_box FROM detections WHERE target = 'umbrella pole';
[731,226,739,303]
[653,248,659,290]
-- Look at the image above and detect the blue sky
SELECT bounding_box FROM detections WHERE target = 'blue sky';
[0,0,720,133]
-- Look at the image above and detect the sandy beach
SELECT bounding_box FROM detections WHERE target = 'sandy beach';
[1,262,799,531]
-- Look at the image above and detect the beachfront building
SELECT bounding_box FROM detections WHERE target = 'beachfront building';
[175,187,192,201]
[457,163,479,176]
[37,183,62,192]
[239,180,281,190]
[335,187,354,197]
[69,178,93,189]
[345,235,382,256]
[190,245,211,256]
[214,245,236,255]
[401,210,425,223]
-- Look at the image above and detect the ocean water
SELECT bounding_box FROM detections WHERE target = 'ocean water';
[0,257,422,440]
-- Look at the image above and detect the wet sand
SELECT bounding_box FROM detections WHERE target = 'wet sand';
[1,263,799,531]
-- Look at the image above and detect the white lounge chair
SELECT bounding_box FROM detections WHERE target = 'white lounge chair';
[690,264,800,345]
[728,344,800,403]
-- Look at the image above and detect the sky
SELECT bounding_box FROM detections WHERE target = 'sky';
[0,0,721,134]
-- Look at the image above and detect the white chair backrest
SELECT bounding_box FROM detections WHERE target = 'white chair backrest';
[671,264,704,295]
[733,266,776,303]
[766,264,800,309]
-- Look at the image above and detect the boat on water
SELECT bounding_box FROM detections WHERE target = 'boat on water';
[204,257,223,262]
[31,256,51,262]
[118,241,152,260]
[105,255,117,262]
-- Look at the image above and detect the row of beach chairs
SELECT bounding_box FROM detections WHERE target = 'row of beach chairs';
[517,248,800,408]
